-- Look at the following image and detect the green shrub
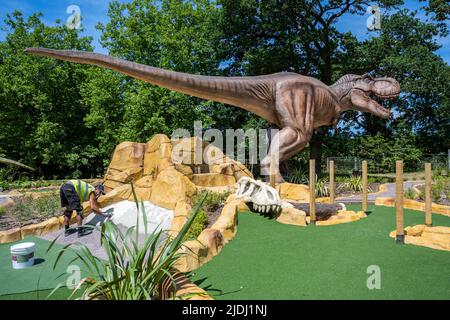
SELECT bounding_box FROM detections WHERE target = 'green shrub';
[315,177,330,197]
[48,185,207,300]
[404,188,416,199]
[184,208,208,241]
[6,193,60,221]
[337,175,372,193]
[287,168,308,184]
[0,206,5,216]
[184,190,229,240]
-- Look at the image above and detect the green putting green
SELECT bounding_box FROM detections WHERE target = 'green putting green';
[0,236,88,300]
[190,205,450,300]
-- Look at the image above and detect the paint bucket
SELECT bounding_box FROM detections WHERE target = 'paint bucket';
[10,242,35,269]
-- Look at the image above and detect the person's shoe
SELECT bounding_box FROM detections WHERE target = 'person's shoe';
[77,227,93,238]
[64,225,71,237]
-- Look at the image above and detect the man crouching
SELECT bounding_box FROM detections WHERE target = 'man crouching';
[59,179,109,237]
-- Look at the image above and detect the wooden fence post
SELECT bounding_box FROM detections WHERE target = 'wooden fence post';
[425,163,432,226]
[362,160,368,212]
[269,154,276,188]
[309,159,316,224]
[329,160,335,204]
[396,160,404,244]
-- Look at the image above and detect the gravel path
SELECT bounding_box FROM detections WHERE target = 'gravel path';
[336,181,422,203]
[39,214,109,260]
[0,194,9,205]
[39,212,171,260]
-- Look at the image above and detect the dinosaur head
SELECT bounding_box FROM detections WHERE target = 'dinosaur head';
[334,74,400,119]
[348,73,400,118]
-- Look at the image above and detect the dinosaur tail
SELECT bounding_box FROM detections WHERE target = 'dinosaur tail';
[24,47,248,105]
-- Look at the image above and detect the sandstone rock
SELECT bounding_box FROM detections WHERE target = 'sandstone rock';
[150,168,197,209]
[191,173,236,187]
[404,235,450,251]
[316,210,361,226]
[127,187,152,202]
[147,134,171,152]
[0,227,22,243]
[174,164,194,177]
[174,201,192,218]
[171,136,205,166]
[20,217,61,238]
[108,142,145,171]
[143,149,174,176]
[97,184,132,207]
[389,225,450,251]
[356,211,367,219]
[211,201,239,242]
[175,240,209,272]
[405,224,426,236]
[104,142,146,190]
[203,144,227,165]
[174,274,213,300]
[376,197,450,217]
[224,194,249,211]
[276,183,310,202]
[197,228,224,257]
[276,207,307,226]
[168,216,188,237]
[135,176,153,188]
[209,163,234,176]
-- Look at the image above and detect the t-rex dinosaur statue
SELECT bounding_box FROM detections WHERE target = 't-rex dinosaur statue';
[25,48,400,182]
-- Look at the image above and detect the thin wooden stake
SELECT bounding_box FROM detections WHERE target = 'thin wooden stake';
[269,154,276,188]
[329,160,335,204]
[362,160,368,212]
[309,159,316,224]
[425,163,432,226]
[396,160,404,244]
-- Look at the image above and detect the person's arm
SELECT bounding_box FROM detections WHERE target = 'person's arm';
[89,192,103,215]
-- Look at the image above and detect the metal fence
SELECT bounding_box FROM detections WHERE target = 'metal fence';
[326,152,449,175]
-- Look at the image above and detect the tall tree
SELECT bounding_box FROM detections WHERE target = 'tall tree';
[218,0,402,175]
[0,11,97,178]
[93,0,223,141]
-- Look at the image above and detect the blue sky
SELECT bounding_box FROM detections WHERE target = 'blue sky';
[0,0,448,63]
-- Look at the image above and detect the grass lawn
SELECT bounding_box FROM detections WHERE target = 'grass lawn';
[190,204,450,300]
[0,236,88,300]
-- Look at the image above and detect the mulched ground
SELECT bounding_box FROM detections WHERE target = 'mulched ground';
[206,204,224,228]
[334,182,381,197]
[0,215,58,231]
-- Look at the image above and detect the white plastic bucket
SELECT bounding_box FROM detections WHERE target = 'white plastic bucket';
[10,242,35,269]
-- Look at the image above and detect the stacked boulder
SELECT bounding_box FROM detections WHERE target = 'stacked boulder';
[98,134,253,212]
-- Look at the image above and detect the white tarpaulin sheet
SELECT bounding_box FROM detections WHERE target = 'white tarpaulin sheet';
[85,200,174,235]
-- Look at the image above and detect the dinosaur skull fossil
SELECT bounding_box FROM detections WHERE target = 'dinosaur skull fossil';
[235,177,281,214]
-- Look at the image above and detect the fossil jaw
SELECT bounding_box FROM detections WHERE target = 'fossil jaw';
[235,177,281,214]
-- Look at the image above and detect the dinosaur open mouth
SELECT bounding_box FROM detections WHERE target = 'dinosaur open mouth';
[366,92,391,118]
[375,93,400,100]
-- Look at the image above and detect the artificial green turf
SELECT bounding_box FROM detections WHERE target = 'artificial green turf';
[190,205,450,300]
[0,236,89,299]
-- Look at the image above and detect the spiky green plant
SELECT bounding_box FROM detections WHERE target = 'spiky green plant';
[315,177,330,197]
[338,174,373,193]
[46,184,207,300]
[287,168,308,184]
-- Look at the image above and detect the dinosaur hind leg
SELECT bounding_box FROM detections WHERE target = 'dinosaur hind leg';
[261,127,309,183]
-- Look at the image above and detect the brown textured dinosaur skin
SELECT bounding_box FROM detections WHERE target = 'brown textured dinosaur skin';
[25,48,400,182]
